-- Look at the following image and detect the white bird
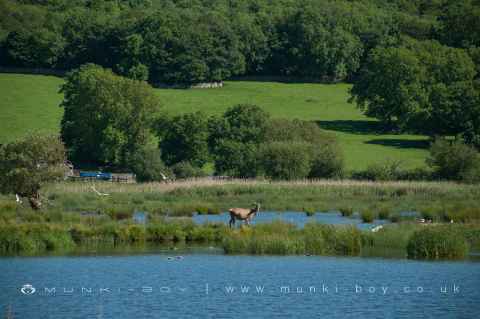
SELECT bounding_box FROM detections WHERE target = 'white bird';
[91,186,109,196]
[371,225,383,233]
[15,194,22,204]
[160,172,168,182]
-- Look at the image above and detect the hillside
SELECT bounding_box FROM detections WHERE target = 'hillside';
[0,73,429,170]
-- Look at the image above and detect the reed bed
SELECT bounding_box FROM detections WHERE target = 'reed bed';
[44,178,480,195]
[35,179,480,221]
[0,221,228,254]
[0,218,478,259]
[222,221,362,256]
[407,225,469,259]
[1,179,479,258]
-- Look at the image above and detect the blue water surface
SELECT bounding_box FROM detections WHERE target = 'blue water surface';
[0,253,479,318]
[192,211,390,230]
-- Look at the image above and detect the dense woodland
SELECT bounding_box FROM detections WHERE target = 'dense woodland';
[1,0,479,140]
[1,0,479,82]
[0,0,480,184]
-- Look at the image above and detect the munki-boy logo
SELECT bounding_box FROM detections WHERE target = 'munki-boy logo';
[20,284,36,295]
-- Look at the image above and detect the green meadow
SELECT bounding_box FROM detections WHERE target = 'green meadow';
[0,74,64,143]
[0,73,429,170]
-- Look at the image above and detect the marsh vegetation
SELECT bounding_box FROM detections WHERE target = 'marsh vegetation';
[1,179,479,259]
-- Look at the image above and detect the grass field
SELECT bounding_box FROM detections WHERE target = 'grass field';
[0,73,429,170]
[0,74,64,143]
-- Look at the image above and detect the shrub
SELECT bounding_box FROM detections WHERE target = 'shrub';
[171,161,206,179]
[186,224,225,242]
[127,147,171,182]
[407,226,468,259]
[362,224,417,251]
[421,211,435,222]
[207,207,221,215]
[427,139,480,182]
[441,206,480,223]
[223,222,361,256]
[395,167,432,181]
[0,224,74,254]
[265,119,344,178]
[304,208,315,217]
[170,205,196,217]
[377,207,390,220]
[211,140,260,177]
[266,119,330,144]
[146,223,186,242]
[361,211,375,223]
[339,207,354,217]
[259,141,312,180]
[304,224,326,254]
[125,225,146,243]
[354,160,403,181]
[318,225,362,255]
[105,207,133,221]
[195,205,220,215]
[222,233,250,254]
[248,234,305,255]
[309,141,344,178]
[389,214,400,223]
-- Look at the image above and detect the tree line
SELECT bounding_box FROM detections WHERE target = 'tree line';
[0,0,479,145]
[57,64,480,184]
[59,64,344,181]
[0,0,477,83]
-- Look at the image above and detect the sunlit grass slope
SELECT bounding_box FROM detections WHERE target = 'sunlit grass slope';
[0,74,428,170]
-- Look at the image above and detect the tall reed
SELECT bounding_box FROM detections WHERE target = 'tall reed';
[407,225,469,259]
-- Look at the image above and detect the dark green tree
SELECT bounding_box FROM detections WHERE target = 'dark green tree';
[158,112,209,167]
[60,63,160,166]
[351,40,480,142]
[265,5,363,81]
[4,28,65,67]
[138,9,244,84]
[436,0,480,48]
[208,104,269,177]
[0,134,66,209]
[350,45,428,129]
[427,139,480,182]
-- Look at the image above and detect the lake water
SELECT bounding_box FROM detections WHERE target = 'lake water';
[1,253,479,318]
[192,211,390,230]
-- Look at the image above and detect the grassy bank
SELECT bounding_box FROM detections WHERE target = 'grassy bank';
[0,73,428,170]
[0,219,226,255]
[1,219,478,260]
